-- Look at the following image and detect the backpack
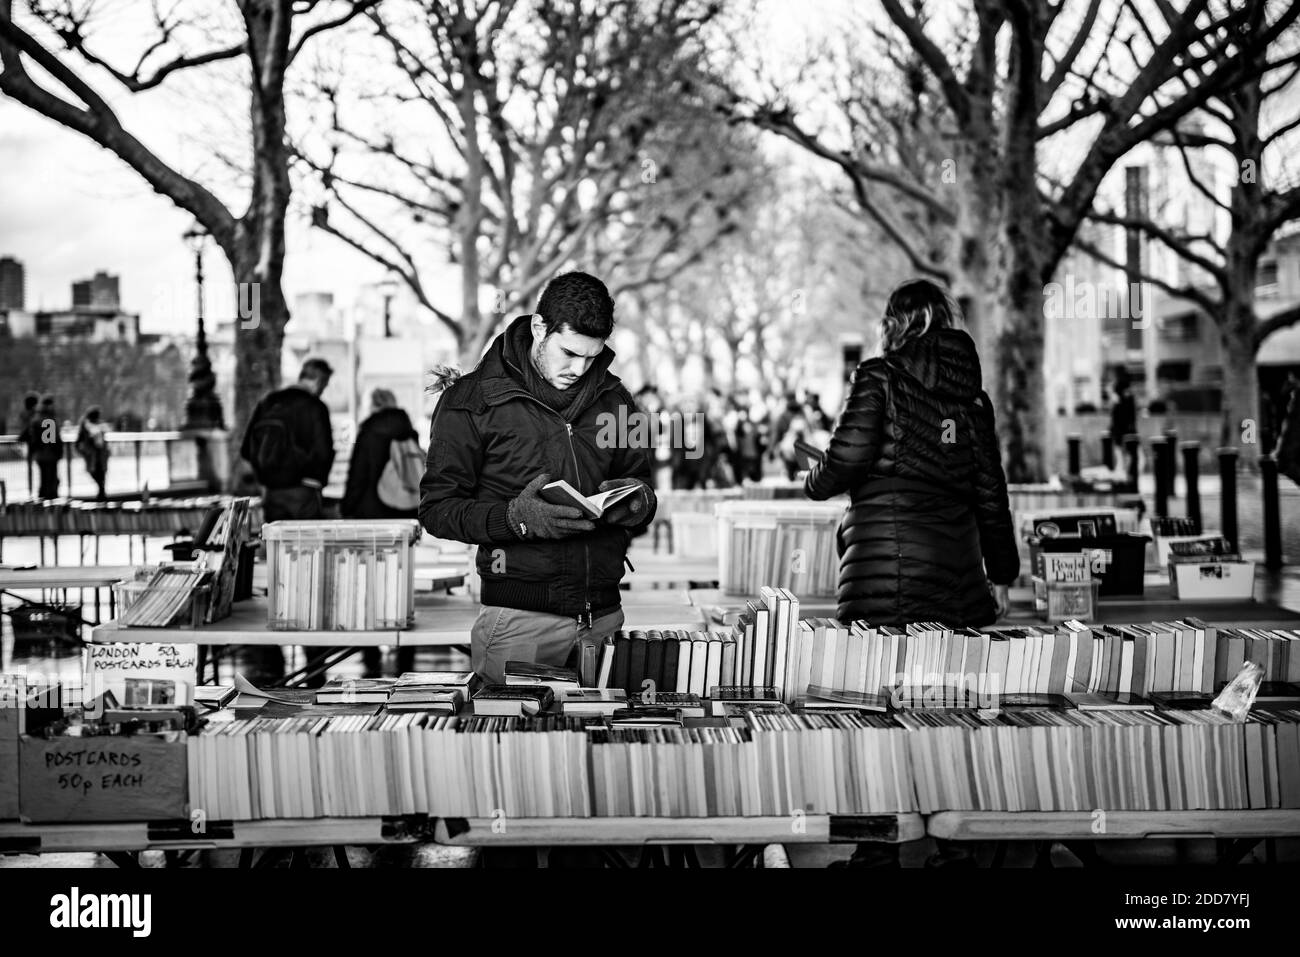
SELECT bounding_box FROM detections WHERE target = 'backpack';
[377,437,424,510]
[246,404,303,488]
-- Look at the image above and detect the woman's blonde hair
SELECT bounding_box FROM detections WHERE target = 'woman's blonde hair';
[878,279,962,354]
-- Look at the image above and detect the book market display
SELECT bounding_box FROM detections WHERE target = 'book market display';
[5,583,1300,837]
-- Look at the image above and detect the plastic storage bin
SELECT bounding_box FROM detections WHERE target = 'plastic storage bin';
[1032,576,1100,622]
[1169,560,1256,601]
[264,519,421,630]
[670,511,719,558]
[1028,533,1150,596]
[716,501,844,598]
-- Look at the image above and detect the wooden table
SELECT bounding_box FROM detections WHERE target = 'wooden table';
[0,812,924,868]
[90,594,705,648]
[0,564,137,625]
[927,809,1300,866]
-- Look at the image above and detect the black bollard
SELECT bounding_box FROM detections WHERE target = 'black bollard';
[1218,447,1239,553]
[1124,434,1141,490]
[1152,437,1170,518]
[1262,454,1283,570]
[1181,441,1201,532]
[1163,428,1178,497]
[1101,432,1115,470]
[1067,434,1082,477]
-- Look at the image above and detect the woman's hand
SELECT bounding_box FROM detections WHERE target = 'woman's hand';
[990,582,1010,619]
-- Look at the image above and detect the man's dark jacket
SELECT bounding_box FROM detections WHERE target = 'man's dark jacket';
[342,407,420,519]
[805,328,1019,627]
[419,316,657,620]
[239,386,335,489]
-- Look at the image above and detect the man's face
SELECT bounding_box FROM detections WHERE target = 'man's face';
[531,316,604,390]
[303,374,330,397]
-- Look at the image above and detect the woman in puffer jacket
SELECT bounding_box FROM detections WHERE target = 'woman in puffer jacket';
[806,278,1019,627]
[806,278,1019,868]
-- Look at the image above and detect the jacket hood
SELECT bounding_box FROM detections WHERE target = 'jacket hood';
[892,327,983,400]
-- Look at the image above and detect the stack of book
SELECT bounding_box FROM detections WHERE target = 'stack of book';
[386,672,476,713]
[472,685,554,716]
[600,586,800,700]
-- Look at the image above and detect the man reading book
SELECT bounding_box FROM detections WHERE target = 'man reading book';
[419,272,657,686]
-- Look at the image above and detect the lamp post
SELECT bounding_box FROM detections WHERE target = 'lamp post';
[378,276,398,338]
[181,224,225,430]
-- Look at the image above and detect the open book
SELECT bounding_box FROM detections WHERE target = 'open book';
[541,479,640,520]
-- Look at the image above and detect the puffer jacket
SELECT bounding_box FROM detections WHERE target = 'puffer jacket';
[418,316,657,622]
[805,328,1019,627]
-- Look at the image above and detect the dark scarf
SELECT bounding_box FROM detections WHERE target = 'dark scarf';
[506,317,606,421]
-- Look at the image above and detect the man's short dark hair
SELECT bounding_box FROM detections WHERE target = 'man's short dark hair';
[535,272,615,339]
[23,391,39,410]
[300,358,334,382]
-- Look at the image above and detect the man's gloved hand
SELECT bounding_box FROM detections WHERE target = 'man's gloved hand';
[598,478,653,527]
[507,474,595,540]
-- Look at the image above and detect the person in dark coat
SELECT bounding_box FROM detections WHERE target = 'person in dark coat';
[26,395,64,500]
[75,406,112,501]
[1109,367,1137,474]
[805,278,1020,870]
[344,388,421,677]
[805,280,1019,628]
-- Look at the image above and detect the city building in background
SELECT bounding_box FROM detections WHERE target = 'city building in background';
[0,255,24,310]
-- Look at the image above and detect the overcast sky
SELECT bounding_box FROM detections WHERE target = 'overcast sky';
[0,0,847,336]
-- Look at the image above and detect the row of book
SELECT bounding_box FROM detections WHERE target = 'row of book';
[786,619,1300,701]
[187,710,916,819]
[595,587,800,698]
[717,504,841,597]
[185,707,1300,819]
[897,708,1300,813]
[0,497,259,535]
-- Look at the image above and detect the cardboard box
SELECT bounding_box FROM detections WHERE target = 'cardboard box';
[19,733,188,823]
[1169,560,1257,601]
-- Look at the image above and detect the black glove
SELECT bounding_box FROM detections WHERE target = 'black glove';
[506,474,595,540]
[598,478,652,527]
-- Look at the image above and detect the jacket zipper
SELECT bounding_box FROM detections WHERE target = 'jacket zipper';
[496,382,596,628]
[564,421,593,630]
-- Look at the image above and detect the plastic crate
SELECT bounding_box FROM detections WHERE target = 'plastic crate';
[716,501,843,598]
[264,519,421,630]
[1169,560,1256,601]
[1029,533,1150,596]
[1032,577,1099,622]
[670,511,719,558]
[8,603,82,660]
[113,581,211,629]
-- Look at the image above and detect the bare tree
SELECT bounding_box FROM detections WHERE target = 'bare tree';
[731,0,1300,480]
[1077,3,1300,460]
[305,0,752,363]
[0,0,378,471]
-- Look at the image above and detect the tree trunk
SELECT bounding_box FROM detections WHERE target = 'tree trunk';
[1220,305,1262,466]
[226,245,289,486]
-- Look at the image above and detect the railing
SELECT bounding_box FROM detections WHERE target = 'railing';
[0,431,201,501]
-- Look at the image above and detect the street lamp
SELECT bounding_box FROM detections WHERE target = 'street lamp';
[377,276,399,338]
[181,224,225,430]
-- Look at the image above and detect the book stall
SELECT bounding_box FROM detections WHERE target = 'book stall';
[6,562,1300,868]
